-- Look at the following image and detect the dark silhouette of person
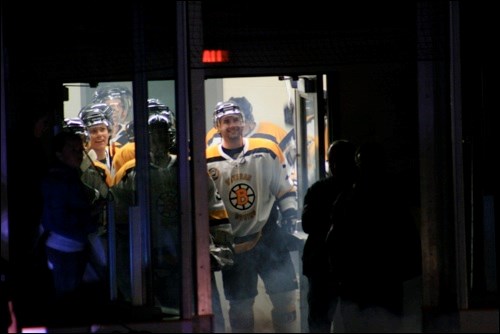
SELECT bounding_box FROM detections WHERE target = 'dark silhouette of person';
[326,142,422,333]
[41,131,107,326]
[301,139,357,332]
[10,111,53,327]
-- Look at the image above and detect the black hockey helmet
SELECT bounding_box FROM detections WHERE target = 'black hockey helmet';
[213,101,244,128]
[147,99,176,150]
[62,117,88,142]
[78,103,114,130]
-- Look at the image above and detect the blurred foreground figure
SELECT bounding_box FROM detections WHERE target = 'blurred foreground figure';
[41,131,107,325]
[326,142,422,333]
[301,140,357,332]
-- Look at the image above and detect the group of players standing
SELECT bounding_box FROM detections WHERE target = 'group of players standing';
[51,86,299,332]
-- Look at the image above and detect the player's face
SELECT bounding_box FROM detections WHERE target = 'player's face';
[149,128,170,154]
[88,124,110,151]
[217,115,244,140]
[106,97,127,125]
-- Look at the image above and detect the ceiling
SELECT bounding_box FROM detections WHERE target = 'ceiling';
[3,2,423,83]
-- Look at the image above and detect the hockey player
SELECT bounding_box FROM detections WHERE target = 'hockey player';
[111,98,174,177]
[206,101,299,332]
[112,104,233,329]
[111,108,179,307]
[92,85,133,147]
[62,117,113,189]
[62,116,112,282]
[78,103,117,177]
[205,96,296,171]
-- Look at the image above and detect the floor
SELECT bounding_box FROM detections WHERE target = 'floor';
[214,251,424,333]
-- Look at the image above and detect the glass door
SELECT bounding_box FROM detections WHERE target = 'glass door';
[293,75,326,217]
[62,80,182,321]
[203,75,328,333]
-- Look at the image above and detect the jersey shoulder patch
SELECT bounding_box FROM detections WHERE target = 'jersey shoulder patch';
[247,138,285,162]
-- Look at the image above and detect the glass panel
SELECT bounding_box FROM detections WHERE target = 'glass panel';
[145,82,180,317]
[62,80,181,319]
[293,77,321,215]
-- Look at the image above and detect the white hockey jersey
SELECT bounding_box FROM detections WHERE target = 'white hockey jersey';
[206,138,297,238]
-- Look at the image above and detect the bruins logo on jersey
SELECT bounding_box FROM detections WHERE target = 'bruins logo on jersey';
[229,183,255,210]
[157,191,179,222]
[209,167,219,181]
